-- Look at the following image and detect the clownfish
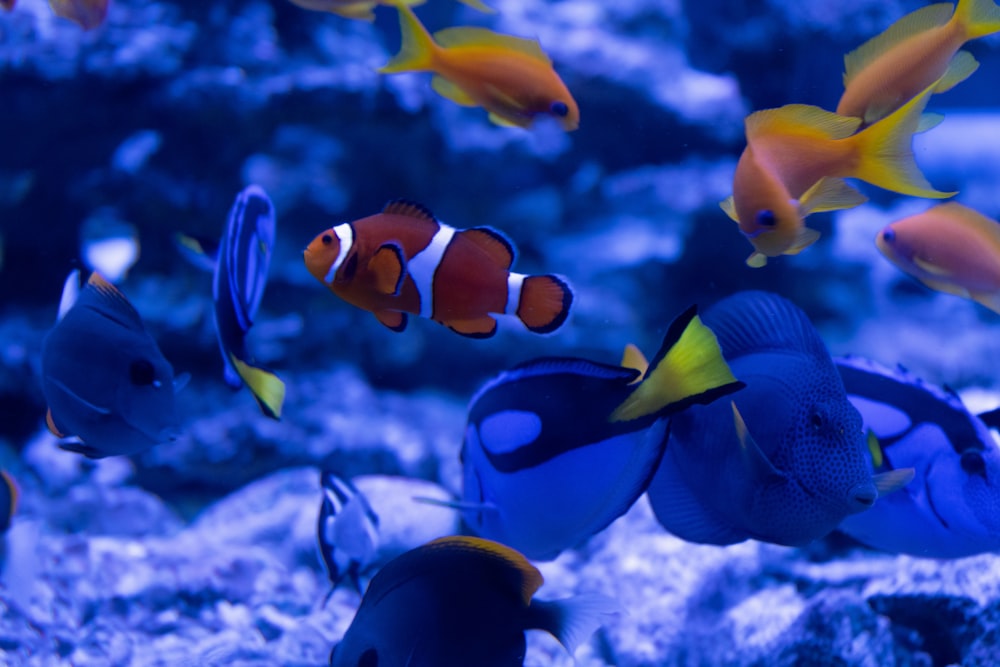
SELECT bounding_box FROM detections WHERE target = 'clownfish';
[837,0,1000,127]
[720,79,955,268]
[876,202,1000,314]
[303,199,573,338]
[286,0,492,21]
[48,0,109,30]
[378,2,579,130]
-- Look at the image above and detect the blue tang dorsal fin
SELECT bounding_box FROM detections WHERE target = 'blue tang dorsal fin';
[703,290,829,361]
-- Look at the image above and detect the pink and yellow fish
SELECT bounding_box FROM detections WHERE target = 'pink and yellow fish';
[49,0,108,30]
[837,0,1000,126]
[876,202,1000,313]
[286,0,492,22]
[378,2,579,130]
[721,79,954,268]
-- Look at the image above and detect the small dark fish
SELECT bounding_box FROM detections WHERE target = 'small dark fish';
[317,471,379,597]
[329,535,617,667]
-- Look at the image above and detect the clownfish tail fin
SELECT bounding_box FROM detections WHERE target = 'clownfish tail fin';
[955,0,1000,40]
[513,274,573,334]
[378,1,437,74]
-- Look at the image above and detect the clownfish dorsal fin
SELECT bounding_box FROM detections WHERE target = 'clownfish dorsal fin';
[425,536,544,606]
[382,199,437,224]
[374,309,408,332]
[369,242,407,296]
[461,226,517,269]
[433,26,550,65]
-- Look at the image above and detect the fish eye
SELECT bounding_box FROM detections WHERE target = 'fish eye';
[961,450,987,477]
[358,648,378,667]
[755,210,777,227]
[129,359,157,386]
[343,253,359,280]
[550,101,569,117]
[809,411,824,430]
[881,227,896,243]
[322,233,333,246]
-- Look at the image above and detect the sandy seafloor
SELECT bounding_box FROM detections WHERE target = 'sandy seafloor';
[3,0,1000,664]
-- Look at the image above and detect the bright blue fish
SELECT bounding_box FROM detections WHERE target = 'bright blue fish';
[457,306,744,561]
[647,291,913,547]
[836,356,1000,558]
[41,271,184,458]
[329,535,617,667]
[317,471,380,598]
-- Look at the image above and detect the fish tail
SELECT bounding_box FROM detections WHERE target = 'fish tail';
[378,1,438,73]
[526,593,620,656]
[954,0,1000,40]
[228,353,286,420]
[851,81,956,199]
[610,306,744,422]
[515,274,573,334]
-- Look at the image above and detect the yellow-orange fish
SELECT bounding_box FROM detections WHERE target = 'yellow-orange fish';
[721,80,954,268]
[286,0,492,21]
[378,2,579,130]
[876,202,1000,313]
[837,0,1000,126]
[48,0,108,30]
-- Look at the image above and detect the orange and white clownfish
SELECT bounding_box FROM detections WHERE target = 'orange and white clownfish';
[303,200,573,338]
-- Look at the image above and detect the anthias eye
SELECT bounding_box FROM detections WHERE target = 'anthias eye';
[755,210,777,227]
[550,101,569,117]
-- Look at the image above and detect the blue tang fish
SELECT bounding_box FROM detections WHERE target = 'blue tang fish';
[836,356,1000,558]
[317,470,380,598]
[329,535,617,667]
[647,291,913,547]
[456,306,744,561]
[41,271,184,458]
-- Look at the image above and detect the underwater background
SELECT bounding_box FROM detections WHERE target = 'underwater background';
[4,0,1000,664]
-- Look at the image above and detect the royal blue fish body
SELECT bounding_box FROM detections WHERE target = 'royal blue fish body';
[647,291,877,546]
[836,356,1000,558]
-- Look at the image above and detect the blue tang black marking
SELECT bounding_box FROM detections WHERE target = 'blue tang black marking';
[317,470,380,598]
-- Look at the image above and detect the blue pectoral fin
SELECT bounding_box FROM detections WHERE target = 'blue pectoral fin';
[872,468,915,496]
[732,402,786,484]
[411,496,498,513]
[48,378,113,416]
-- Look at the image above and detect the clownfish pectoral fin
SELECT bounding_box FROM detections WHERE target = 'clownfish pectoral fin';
[746,251,767,268]
[797,178,868,216]
[785,228,821,255]
[866,429,884,469]
[732,402,786,484]
[872,467,915,496]
[431,75,477,107]
[45,409,66,438]
[374,309,408,332]
[227,353,285,420]
[369,243,407,296]
[462,227,516,269]
[515,274,573,334]
[620,343,649,382]
[720,196,739,223]
[447,316,498,338]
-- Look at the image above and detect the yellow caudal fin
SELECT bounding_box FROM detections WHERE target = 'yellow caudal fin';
[954,0,1000,40]
[851,80,956,199]
[229,353,286,420]
[610,306,744,422]
[620,343,649,384]
[378,2,437,74]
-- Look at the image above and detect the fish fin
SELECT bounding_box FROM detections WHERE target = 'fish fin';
[843,3,954,88]
[227,353,285,419]
[57,269,82,321]
[80,271,145,330]
[851,78,956,199]
[447,316,498,338]
[368,243,407,296]
[918,276,970,299]
[378,2,437,73]
[48,377,113,416]
[431,75,477,106]
[916,112,945,133]
[969,290,1000,315]
[620,343,649,381]
[461,226,517,269]
[381,198,437,223]
[487,112,524,128]
[720,196,739,222]
[526,594,620,656]
[424,535,544,604]
[455,0,495,13]
[411,496,498,513]
[57,439,109,459]
[912,255,952,276]
[797,177,868,215]
[977,406,1000,430]
[732,402,786,483]
[935,50,979,93]
[173,372,191,393]
[744,104,861,143]
[374,309,408,332]
[954,0,1000,40]
[326,2,378,20]
[745,251,768,268]
[866,429,884,469]
[784,227,822,255]
[610,306,743,422]
[433,26,550,64]
[172,232,219,272]
[45,409,67,438]
[516,274,573,334]
[872,467,915,495]
[703,290,831,361]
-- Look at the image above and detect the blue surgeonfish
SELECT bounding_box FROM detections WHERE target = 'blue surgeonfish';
[647,291,913,547]
[835,356,1000,558]
[317,470,380,598]
[450,306,744,561]
[329,535,618,667]
[41,271,185,458]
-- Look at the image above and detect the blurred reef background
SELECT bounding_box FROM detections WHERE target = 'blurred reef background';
[3,0,1000,664]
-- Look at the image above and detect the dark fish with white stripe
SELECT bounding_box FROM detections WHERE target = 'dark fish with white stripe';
[317,471,380,598]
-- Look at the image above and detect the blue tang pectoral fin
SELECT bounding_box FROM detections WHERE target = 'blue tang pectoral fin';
[732,402,786,484]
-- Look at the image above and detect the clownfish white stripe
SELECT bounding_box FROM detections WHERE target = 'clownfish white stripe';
[325,224,354,285]
[408,223,457,319]
[506,273,524,316]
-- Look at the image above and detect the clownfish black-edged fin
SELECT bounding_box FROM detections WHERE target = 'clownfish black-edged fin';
[448,316,498,338]
[462,227,516,269]
[382,199,437,223]
[45,409,67,438]
[517,275,573,334]
[374,309,408,332]
[369,243,407,296]
[610,306,744,422]
[228,352,285,420]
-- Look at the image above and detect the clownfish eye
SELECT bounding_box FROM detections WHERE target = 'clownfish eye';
[358,648,378,667]
[881,227,896,244]
[550,101,569,117]
[961,449,987,477]
[343,253,359,280]
[321,233,333,246]
[129,359,156,386]
[755,210,777,227]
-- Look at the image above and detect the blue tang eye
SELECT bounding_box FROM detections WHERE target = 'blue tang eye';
[129,359,156,386]
[359,648,378,667]
[882,227,896,243]
[961,450,987,477]
[755,210,776,227]
[550,101,569,117]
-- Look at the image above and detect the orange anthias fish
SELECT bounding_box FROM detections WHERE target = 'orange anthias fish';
[721,79,955,268]
[303,200,574,337]
[876,202,1000,313]
[837,0,1000,126]
[286,0,492,22]
[378,2,579,130]
[48,0,109,30]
